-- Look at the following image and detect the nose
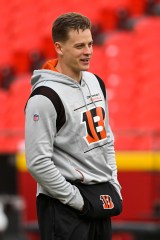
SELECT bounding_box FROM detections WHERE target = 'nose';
[83,45,93,55]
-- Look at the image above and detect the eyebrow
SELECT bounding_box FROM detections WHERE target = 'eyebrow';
[74,40,93,46]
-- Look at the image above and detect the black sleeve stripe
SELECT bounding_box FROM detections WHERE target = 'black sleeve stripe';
[94,74,106,100]
[25,86,66,132]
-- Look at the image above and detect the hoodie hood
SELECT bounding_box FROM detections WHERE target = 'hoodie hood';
[31,59,85,90]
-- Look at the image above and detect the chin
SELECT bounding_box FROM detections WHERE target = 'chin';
[81,65,90,71]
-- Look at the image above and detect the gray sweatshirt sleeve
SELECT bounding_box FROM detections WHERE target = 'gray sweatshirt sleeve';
[25,95,84,210]
[105,91,122,199]
[107,126,122,199]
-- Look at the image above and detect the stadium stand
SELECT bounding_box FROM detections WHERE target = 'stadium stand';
[0,0,160,154]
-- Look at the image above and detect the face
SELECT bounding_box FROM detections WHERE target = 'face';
[55,28,93,79]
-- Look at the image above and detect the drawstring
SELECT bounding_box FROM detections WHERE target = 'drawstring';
[83,79,97,109]
[75,79,97,111]
[75,81,89,110]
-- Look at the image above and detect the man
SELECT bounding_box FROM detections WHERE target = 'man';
[25,12,122,240]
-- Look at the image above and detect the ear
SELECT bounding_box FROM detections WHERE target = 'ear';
[54,42,63,56]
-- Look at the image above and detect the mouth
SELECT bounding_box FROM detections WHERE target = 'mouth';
[80,59,90,64]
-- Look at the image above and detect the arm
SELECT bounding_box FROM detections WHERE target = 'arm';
[25,95,84,210]
[104,90,122,199]
[95,74,122,198]
[106,125,122,199]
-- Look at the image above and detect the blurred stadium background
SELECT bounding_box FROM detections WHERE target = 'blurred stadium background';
[0,0,160,239]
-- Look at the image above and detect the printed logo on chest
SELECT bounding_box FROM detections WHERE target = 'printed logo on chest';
[81,106,107,145]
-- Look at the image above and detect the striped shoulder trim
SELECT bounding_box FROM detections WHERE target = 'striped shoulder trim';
[94,74,106,100]
[25,86,66,132]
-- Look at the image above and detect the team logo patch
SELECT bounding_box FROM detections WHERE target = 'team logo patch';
[33,114,39,121]
[100,195,114,209]
[81,106,107,145]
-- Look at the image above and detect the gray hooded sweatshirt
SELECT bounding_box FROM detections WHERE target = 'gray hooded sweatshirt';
[25,67,122,211]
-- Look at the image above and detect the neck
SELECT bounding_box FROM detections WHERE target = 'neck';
[56,61,81,83]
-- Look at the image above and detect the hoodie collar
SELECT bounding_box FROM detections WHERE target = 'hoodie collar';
[42,59,59,72]
[41,59,95,110]
[31,59,82,88]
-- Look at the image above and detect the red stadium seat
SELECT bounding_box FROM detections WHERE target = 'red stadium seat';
[89,45,107,79]
[8,74,31,132]
[0,29,12,67]
[97,0,131,30]
[0,90,11,152]
[134,16,160,33]
[108,96,136,132]
[128,0,146,16]
[104,31,136,54]
[0,90,9,130]
[114,133,154,150]
[135,19,160,60]
[104,32,136,71]
[1,74,31,152]
[96,0,146,31]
